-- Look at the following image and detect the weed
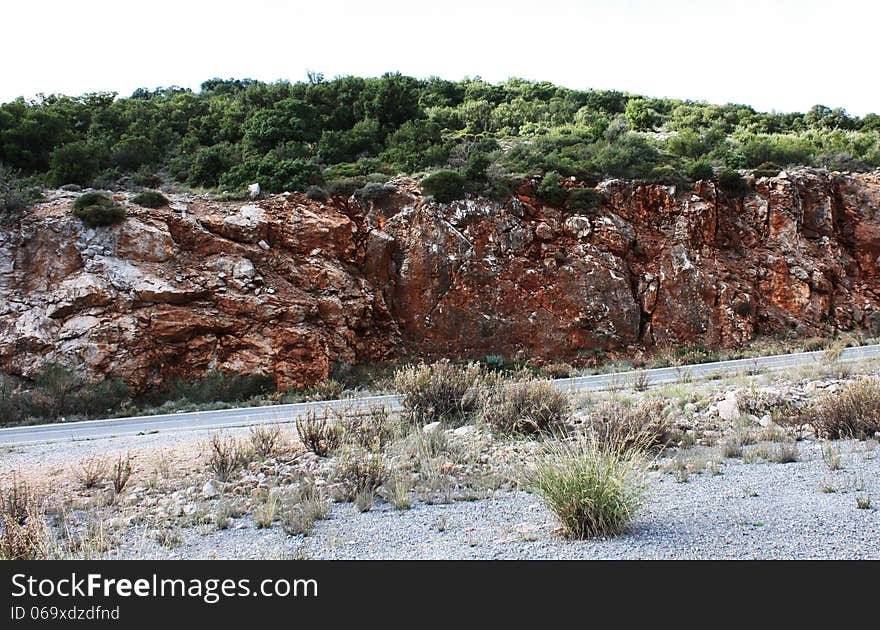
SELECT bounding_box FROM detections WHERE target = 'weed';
[111,453,134,496]
[207,433,247,482]
[76,457,108,490]
[249,424,285,458]
[295,409,341,457]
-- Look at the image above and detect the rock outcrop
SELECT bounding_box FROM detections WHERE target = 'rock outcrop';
[1,170,879,390]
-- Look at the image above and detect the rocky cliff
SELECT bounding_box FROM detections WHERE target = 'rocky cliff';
[2,169,879,390]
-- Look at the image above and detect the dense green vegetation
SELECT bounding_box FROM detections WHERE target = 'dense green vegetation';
[71,192,126,226]
[1,74,877,204]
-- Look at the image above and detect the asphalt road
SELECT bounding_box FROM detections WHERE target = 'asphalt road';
[1,344,878,446]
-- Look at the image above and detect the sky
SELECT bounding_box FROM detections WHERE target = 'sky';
[2,0,877,115]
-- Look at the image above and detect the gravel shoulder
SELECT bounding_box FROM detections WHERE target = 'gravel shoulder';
[118,439,880,560]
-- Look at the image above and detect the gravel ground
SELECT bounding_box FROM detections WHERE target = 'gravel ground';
[119,439,880,560]
[0,425,264,481]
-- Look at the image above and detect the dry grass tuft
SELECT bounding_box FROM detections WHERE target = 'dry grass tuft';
[295,409,341,457]
[525,437,650,539]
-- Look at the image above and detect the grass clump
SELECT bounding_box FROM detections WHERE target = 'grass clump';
[254,490,281,529]
[808,377,880,439]
[131,190,169,208]
[822,443,843,470]
[72,192,126,227]
[525,437,649,539]
[338,404,397,450]
[393,360,484,427]
[281,481,330,536]
[334,446,387,502]
[583,400,672,451]
[482,378,570,436]
[0,477,50,560]
[770,442,799,463]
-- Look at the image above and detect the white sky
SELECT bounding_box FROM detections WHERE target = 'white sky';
[3,0,877,115]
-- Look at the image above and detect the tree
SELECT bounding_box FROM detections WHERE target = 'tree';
[242,98,319,154]
[47,141,101,186]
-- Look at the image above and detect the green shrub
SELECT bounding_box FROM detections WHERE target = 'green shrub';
[536,172,568,205]
[72,193,126,227]
[483,378,570,436]
[131,191,169,208]
[1,165,42,222]
[131,169,162,189]
[525,437,649,539]
[305,185,328,201]
[152,369,274,406]
[392,360,484,426]
[353,182,393,203]
[220,156,321,194]
[685,159,715,182]
[326,177,366,198]
[420,170,466,203]
[649,164,686,186]
[47,141,101,187]
[716,169,751,198]
[182,144,238,188]
[3,363,129,422]
[752,162,781,178]
[565,187,605,214]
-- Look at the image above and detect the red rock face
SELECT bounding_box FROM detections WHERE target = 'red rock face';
[1,169,879,390]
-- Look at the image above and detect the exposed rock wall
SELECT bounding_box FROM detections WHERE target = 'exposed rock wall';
[1,170,878,390]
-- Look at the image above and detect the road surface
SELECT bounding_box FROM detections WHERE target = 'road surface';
[1,344,878,446]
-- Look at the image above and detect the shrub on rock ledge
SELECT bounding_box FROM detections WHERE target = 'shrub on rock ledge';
[72,192,126,227]
[131,191,169,208]
[717,169,751,198]
[420,170,466,203]
[565,187,605,214]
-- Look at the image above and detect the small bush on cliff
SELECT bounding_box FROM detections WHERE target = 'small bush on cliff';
[1,165,42,223]
[72,193,126,227]
[536,172,568,206]
[716,169,751,198]
[393,360,484,426]
[685,159,715,182]
[565,187,605,214]
[131,191,169,208]
[420,170,466,203]
[305,185,328,201]
[752,162,782,178]
[326,177,366,198]
[353,182,394,203]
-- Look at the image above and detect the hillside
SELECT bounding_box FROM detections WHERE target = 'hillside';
[1,74,879,208]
